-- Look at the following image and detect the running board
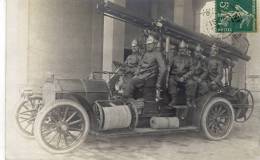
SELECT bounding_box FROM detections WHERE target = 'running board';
[173,105,188,109]
[164,105,188,110]
[91,126,199,137]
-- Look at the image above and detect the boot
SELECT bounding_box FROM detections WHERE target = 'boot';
[168,95,177,107]
[186,97,193,108]
[180,108,189,120]
[191,99,197,108]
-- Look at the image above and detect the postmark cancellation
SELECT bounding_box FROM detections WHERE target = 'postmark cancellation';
[216,0,257,32]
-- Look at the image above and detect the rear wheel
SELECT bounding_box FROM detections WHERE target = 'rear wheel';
[201,97,234,140]
[15,96,43,138]
[34,99,89,154]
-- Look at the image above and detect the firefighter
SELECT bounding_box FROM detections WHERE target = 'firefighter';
[122,39,141,78]
[123,35,166,100]
[168,40,196,107]
[117,39,141,93]
[191,44,208,97]
[207,43,223,91]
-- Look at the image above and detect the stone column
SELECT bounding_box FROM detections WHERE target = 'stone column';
[174,0,194,31]
[90,0,104,73]
[151,0,174,23]
[6,0,29,127]
[103,0,125,80]
[6,0,29,87]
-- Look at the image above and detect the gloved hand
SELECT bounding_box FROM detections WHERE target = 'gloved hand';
[179,77,185,82]
[211,81,216,85]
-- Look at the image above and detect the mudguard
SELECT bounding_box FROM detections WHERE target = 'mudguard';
[42,78,110,131]
[192,91,228,128]
[61,93,98,131]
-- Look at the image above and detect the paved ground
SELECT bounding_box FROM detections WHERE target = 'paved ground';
[5,93,260,160]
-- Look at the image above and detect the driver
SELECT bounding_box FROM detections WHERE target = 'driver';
[121,39,142,79]
[123,35,166,100]
[118,39,142,92]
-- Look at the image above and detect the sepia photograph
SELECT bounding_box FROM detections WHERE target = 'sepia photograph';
[5,0,260,159]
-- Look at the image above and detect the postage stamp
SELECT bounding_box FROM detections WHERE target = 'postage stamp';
[215,0,257,32]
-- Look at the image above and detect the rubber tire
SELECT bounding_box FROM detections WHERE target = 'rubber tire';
[15,96,42,139]
[34,99,89,154]
[201,97,234,141]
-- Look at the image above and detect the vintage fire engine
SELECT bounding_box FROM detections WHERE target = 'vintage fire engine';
[15,1,254,154]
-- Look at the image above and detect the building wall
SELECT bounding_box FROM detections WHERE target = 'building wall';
[125,0,199,49]
[6,0,104,89]
[6,0,28,88]
[174,0,194,30]
[124,0,151,49]
[27,0,103,87]
[103,0,125,77]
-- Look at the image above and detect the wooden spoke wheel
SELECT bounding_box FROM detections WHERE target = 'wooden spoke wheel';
[34,100,89,154]
[201,97,234,141]
[15,96,43,138]
[235,89,254,122]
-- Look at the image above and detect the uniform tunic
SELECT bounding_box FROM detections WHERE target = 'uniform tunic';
[168,54,196,98]
[123,54,141,79]
[124,51,166,98]
[191,56,208,96]
[192,57,207,80]
[207,56,223,87]
[169,55,193,80]
[134,51,166,88]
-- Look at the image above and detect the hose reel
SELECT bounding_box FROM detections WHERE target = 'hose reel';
[93,100,135,131]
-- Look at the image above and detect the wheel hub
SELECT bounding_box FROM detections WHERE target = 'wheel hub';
[57,122,68,132]
[61,124,68,131]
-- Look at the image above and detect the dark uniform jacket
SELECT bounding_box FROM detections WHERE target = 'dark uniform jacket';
[123,54,141,78]
[192,56,208,81]
[169,54,193,81]
[134,51,166,88]
[207,56,223,85]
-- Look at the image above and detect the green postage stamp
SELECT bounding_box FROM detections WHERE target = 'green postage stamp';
[215,0,257,32]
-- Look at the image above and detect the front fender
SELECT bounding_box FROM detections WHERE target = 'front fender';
[192,92,228,128]
[61,94,97,131]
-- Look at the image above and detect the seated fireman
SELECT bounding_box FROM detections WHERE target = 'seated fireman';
[168,40,196,107]
[191,44,208,96]
[122,39,142,77]
[123,35,167,100]
[207,44,224,91]
[118,39,142,92]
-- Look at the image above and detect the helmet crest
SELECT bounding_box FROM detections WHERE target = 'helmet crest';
[210,43,219,56]
[131,39,138,47]
[146,35,156,44]
[211,43,219,51]
[179,40,187,49]
[195,44,203,52]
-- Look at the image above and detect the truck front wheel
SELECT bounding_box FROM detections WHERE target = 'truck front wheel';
[34,99,89,154]
[201,97,234,141]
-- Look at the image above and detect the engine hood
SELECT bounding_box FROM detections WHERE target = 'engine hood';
[54,79,86,93]
[53,78,109,93]
[42,78,110,105]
